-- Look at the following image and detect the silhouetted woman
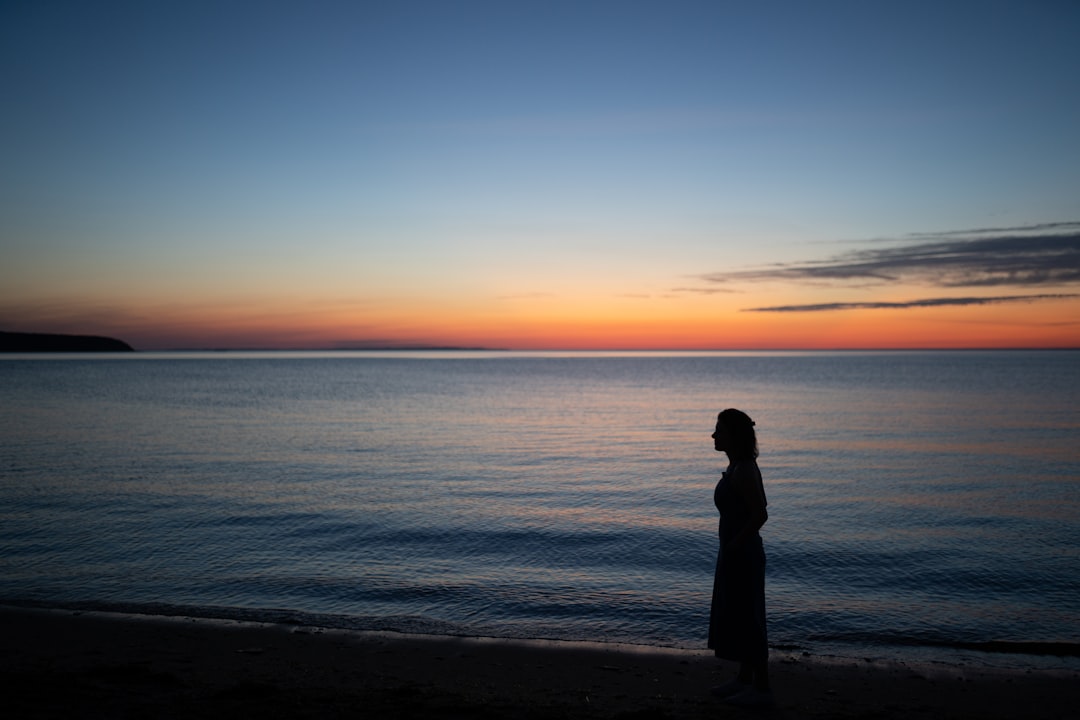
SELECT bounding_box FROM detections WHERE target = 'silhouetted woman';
[708,408,772,707]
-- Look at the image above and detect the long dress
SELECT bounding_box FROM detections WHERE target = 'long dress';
[707,461,768,663]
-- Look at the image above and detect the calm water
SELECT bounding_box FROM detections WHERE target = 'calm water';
[1,351,1078,669]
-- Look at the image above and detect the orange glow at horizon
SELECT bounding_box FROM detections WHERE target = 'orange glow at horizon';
[11,290,1075,350]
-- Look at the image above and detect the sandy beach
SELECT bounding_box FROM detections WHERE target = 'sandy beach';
[1,606,1076,719]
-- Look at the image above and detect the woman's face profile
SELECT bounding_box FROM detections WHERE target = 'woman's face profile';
[712,420,728,453]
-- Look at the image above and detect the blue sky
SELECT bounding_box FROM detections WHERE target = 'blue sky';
[2,1,1079,348]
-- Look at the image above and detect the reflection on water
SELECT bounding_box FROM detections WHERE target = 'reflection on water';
[0,351,1077,669]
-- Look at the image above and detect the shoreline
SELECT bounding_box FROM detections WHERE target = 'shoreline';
[7,597,1078,671]
[3,606,1077,719]
[7,598,1077,673]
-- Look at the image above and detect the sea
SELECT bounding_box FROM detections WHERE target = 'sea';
[1,350,1077,670]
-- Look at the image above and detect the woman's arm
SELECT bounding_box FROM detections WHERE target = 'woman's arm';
[727,461,768,553]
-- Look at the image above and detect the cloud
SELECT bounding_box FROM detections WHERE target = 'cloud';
[907,221,1080,238]
[744,293,1079,313]
[670,286,738,295]
[700,222,1080,289]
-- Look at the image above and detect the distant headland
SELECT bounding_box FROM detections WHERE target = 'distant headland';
[0,331,135,352]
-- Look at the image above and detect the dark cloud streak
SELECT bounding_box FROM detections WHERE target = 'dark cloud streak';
[700,222,1080,289]
[745,293,1078,313]
[907,221,1080,238]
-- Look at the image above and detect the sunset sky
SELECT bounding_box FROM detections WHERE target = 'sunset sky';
[2,1,1079,350]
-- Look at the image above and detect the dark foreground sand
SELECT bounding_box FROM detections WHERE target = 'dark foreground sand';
[2,606,1076,719]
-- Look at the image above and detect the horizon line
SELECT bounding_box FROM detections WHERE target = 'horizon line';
[129,346,1080,353]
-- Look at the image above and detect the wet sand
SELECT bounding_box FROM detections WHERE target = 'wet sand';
[2,606,1076,719]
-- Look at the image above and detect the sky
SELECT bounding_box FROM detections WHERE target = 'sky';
[2,0,1079,350]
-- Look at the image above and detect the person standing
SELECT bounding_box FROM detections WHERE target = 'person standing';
[707,408,773,707]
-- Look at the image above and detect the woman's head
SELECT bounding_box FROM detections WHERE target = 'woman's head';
[714,408,758,460]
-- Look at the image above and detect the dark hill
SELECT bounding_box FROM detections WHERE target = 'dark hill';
[0,331,135,352]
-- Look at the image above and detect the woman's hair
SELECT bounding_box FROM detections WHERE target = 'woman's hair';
[718,408,758,460]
